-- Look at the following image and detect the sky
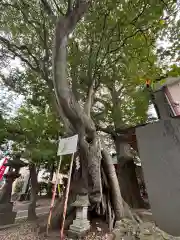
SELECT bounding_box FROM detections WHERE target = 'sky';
[0,57,24,116]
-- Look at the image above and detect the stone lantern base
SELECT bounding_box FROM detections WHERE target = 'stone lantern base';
[0,202,17,225]
[68,195,90,238]
[68,219,90,238]
[0,153,27,226]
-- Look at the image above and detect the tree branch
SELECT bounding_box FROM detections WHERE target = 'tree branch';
[67,0,73,14]
[111,24,155,64]
[93,13,118,80]
[39,6,52,83]
[109,29,143,55]
[40,0,56,18]
[131,1,147,24]
[93,13,108,79]
[19,2,42,34]
[117,85,125,97]
[84,37,96,116]
[53,0,96,136]
[160,0,169,10]
[0,36,39,72]
[96,124,116,137]
[52,0,65,15]
[0,73,28,95]
[55,0,90,40]
[94,97,111,108]
[93,1,151,74]
[84,84,94,116]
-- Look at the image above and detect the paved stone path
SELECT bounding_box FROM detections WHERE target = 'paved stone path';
[13,198,51,220]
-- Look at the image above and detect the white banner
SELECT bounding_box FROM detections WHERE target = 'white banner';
[57,135,78,156]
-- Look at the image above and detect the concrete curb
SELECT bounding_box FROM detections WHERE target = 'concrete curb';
[0,223,20,231]
[0,212,49,231]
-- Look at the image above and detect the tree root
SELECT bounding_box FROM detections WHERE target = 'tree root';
[39,148,138,234]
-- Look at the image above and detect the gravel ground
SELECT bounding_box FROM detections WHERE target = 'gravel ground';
[0,219,114,240]
[83,219,114,240]
[0,221,42,240]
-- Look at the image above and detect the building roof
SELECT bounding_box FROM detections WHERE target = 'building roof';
[154,77,180,91]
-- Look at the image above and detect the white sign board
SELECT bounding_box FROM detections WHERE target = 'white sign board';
[57,135,78,156]
[112,155,117,164]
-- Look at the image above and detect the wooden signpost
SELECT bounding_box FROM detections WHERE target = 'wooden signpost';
[46,135,78,239]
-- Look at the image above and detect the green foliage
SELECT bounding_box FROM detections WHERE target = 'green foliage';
[77,0,176,128]
[8,104,62,169]
[0,91,14,145]
[0,114,7,145]
[14,180,24,193]
[0,0,55,108]
[156,2,180,71]
[168,64,180,77]
[0,0,178,137]
[38,181,48,195]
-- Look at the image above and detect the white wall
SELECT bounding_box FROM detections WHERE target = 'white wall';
[167,81,180,116]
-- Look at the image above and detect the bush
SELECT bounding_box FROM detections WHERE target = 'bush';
[14,180,24,193]
[38,181,48,196]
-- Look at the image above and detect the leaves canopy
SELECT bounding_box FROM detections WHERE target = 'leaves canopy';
[0,0,178,138]
[7,104,62,168]
[68,0,177,129]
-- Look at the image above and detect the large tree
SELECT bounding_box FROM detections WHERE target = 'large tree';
[66,0,170,207]
[0,0,178,227]
[61,0,178,208]
[3,104,61,219]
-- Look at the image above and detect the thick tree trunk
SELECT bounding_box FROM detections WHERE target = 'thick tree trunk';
[115,137,144,208]
[42,148,124,231]
[117,161,145,208]
[19,175,30,201]
[84,136,102,203]
[28,163,38,220]
[51,1,125,226]
[47,163,55,198]
[101,149,124,220]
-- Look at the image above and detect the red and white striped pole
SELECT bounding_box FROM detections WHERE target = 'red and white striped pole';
[0,157,9,181]
[60,153,74,240]
[46,155,62,235]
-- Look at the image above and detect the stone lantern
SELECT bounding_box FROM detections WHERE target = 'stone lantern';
[68,194,90,238]
[0,153,27,225]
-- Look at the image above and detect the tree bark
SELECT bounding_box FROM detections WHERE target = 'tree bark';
[101,149,124,220]
[84,83,94,117]
[47,163,55,198]
[115,137,144,208]
[117,161,145,208]
[75,134,102,204]
[52,5,102,205]
[51,0,124,223]
[28,163,38,220]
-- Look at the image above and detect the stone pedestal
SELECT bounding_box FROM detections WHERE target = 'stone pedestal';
[0,153,27,226]
[68,195,90,238]
[0,202,17,225]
